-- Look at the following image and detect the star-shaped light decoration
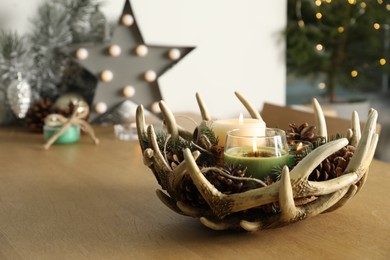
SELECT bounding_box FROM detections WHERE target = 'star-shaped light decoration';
[74,0,193,122]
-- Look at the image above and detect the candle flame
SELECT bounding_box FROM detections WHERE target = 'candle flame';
[252,138,257,152]
[238,112,244,124]
[297,142,303,151]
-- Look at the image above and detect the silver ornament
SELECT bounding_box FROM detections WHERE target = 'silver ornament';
[7,73,31,118]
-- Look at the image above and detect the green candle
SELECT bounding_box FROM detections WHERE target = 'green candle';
[43,124,80,144]
[224,146,289,180]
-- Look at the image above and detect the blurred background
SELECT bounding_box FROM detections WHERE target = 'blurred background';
[0,0,388,161]
[286,0,390,161]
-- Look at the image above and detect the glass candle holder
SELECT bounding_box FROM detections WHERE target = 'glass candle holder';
[224,128,289,180]
[288,140,313,166]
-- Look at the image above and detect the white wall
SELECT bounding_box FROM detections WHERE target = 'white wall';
[0,0,286,120]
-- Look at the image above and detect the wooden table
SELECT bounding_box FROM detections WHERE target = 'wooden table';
[0,126,389,259]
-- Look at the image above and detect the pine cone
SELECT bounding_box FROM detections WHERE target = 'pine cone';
[24,98,55,132]
[287,123,322,147]
[309,145,356,181]
[178,174,208,208]
[54,101,76,117]
[204,166,246,194]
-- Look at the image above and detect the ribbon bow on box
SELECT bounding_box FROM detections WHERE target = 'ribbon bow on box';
[43,102,99,150]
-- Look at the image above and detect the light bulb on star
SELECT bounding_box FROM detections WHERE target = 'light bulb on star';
[100,70,114,82]
[151,101,161,114]
[123,85,136,97]
[135,44,148,57]
[121,14,134,26]
[76,48,89,60]
[108,45,121,57]
[95,102,108,114]
[168,48,181,60]
[144,70,157,82]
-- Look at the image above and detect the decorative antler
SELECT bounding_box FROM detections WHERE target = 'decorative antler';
[234,91,263,120]
[135,93,379,231]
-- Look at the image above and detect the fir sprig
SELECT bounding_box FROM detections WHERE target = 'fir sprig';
[141,124,221,168]
[0,30,29,86]
[29,1,72,98]
[199,124,219,146]
[60,0,107,43]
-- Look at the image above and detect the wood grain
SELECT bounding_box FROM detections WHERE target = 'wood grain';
[0,126,389,259]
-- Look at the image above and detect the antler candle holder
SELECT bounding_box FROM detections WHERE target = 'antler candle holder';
[136,92,379,231]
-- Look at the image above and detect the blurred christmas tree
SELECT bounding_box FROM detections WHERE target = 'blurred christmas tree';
[286,0,390,103]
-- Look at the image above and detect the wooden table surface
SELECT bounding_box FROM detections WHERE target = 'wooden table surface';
[0,126,389,260]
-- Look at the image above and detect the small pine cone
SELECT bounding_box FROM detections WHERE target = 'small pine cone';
[204,167,246,194]
[287,123,321,147]
[309,145,356,181]
[24,98,55,133]
[178,174,207,208]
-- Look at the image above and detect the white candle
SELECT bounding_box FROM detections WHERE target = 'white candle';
[212,113,266,147]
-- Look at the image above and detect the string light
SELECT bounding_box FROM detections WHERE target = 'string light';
[316,12,323,19]
[351,70,358,77]
[386,4,390,11]
[316,44,324,51]
[298,20,305,27]
[348,0,356,4]
[325,0,332,3]
[360,2,366,8]
[377,0,383,4]
[380,58,387,65]
[315,0,322,6]
[318,82,326,89]
[373,23,381,30]
[338,26,345,33]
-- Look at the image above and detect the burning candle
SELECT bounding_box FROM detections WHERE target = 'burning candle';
[288,140,313,166]
[212,113,266,147]
[224,128,289,180]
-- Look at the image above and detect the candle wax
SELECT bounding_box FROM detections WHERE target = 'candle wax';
[43,125,80,144]
[224,146,289,180]
[213,118,266,147]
